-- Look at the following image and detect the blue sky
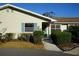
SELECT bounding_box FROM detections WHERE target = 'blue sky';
[0,3,79,17]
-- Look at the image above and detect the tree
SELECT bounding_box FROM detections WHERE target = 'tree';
[42,11,55,18]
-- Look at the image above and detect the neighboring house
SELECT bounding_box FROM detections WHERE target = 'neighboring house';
[51,18,79,31]
[0,4,56,39]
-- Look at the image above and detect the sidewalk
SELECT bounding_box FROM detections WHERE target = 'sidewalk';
[42,39,62,52]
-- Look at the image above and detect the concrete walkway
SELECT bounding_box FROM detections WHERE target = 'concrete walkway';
[42,39,62,52]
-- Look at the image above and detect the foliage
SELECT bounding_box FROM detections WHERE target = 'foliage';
[0,33,2,40]
[42,11,55,18]
[18,33,32,41]
[68,26,79,43]
[51,30,72,45]
[33,31,44,44]
[4,33,15,41]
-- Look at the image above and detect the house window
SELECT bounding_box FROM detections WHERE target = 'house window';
[51,24,60,30]
[56,24,60,30]
[51,25,55,28]
[51,24,55,30]
[25,23,34,32]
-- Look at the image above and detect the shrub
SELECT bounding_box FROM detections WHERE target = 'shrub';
[51,30,61,35]
[0,33,2,42]
[1,35,6,43]
[68,26,79,43]
[0,33,2,40]
[51,30,72,45]
[4,33,15,41]
[0,33,8,43]
[18,33,32,41]
[44,34,47,38]
[57,31,72,44]
[33,31,44,44]
[51,30,61,44]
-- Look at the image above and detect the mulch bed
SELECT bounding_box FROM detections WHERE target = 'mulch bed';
[58,43,79,51]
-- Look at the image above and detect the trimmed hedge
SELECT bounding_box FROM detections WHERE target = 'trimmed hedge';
[51,30,72,45]
[33,31,44,44]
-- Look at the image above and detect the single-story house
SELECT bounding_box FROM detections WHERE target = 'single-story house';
[0,4,56,39]
[51,18,79,31]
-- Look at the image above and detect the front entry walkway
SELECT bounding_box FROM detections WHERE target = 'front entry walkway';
[42,39,62,52]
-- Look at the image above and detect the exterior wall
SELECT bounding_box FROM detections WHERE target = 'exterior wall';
[60,25,67,31]
[0,8,47,38]
[0,8,47,33]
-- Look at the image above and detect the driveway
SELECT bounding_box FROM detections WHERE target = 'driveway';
[0,48,74,56]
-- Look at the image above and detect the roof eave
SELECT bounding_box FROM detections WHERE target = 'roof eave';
[0,4,56,22]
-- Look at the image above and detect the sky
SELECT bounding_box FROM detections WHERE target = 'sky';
[0,3,79,17]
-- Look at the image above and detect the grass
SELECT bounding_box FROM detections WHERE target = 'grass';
[0,40,44,49]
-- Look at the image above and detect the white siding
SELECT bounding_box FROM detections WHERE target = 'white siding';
[0,8,47,34]
[60,25,67,31]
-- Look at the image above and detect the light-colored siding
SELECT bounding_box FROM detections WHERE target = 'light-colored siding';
[60,25,67,31]
[0,8,47,34]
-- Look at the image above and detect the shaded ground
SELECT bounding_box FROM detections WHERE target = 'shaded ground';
[43,39,79,56]
[0,48,74,56]
[64,47,79,55]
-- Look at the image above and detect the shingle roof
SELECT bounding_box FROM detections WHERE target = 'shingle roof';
[57,18,79,22]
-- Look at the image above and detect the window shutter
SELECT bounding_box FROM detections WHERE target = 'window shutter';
[21,23,25,32]
[34,23,37,31]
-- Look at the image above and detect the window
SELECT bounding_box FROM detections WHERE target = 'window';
[56,25,60,29]
[51,25,55,28]
[25,23,34,32]
[51,24,60,30]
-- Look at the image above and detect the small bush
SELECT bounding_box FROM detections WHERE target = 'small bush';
[0,33,8,43]
[0,33,2,40]
[51,30,72,45]
[33,31,44,44]
[4,33,15,41]
[44,34,47,38]
[57,31,72,44]
[68,26,79,43]
[51,30,61,44]
[0,33,2,42]
[1,35,6,43]
[18,33,32,41]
